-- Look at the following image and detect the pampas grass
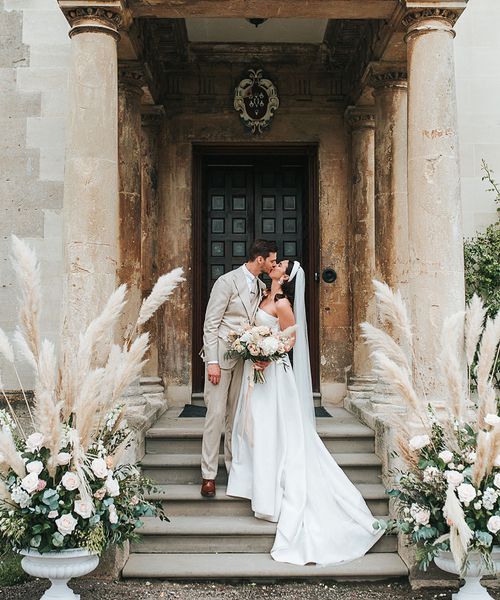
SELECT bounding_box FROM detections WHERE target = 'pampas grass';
[0,427,25,479]
[361,322,411,372]
[372,280,413,346]
[137,268,185,327]
[438,311,466,421]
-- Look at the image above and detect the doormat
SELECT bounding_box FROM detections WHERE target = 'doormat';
[178,404,332,418]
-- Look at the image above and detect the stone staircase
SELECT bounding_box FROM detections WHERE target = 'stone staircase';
[122,406,407,580]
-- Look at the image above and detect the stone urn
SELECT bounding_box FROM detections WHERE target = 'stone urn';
[19,548,99,600]
[434,547,500,599]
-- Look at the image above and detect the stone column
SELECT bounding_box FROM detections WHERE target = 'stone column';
[371,70,409,293]
[140,109,163,377]
[404,8,465,398]
[118,63,144,339]
[59,4,121,339]
[345,107,377,382]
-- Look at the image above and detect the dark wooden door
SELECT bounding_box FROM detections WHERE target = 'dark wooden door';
[193,151,319,394]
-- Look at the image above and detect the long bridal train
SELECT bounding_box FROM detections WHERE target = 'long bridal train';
[227,308,384,566]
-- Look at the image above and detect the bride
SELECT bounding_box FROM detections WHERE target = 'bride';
[226,259,383,566]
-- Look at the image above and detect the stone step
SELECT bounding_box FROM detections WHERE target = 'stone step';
[123,552,408,580]
[141,453,383,485]
[145,483,389,516]
[145,420,375,454]
[131,515,395,554]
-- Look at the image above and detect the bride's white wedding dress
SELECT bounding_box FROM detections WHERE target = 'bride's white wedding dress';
[226,307,384,566]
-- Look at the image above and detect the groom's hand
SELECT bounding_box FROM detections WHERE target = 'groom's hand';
[207,364,221,385]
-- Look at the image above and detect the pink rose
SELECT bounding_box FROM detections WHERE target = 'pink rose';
[36,479,47,492]
[94,487,106,500]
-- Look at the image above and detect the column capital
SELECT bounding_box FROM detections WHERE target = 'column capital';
[370,70,407,91]
[402,7,461,37]
[118,61,146,96]
[141,106,165,128]
[58,1,128,39]
[345,106,375,130]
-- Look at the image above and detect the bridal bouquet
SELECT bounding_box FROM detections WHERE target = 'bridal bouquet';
[361,282,500,574]
[225,324,295,384]
[0,235,185,555]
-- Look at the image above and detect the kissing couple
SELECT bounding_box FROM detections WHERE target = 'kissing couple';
[200,239,383,566]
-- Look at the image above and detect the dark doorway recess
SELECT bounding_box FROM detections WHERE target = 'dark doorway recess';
[192,145,319,395]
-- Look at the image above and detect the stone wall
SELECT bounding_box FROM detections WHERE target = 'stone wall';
[455,0,500,238]
[0,0,69,388]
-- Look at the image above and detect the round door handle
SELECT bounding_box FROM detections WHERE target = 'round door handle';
[322,268,337,284]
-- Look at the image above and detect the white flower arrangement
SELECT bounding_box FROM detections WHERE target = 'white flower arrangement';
[361,282,500,574]
[0,236,184,554]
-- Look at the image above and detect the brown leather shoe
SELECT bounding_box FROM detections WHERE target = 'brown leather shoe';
[201,479,216,497]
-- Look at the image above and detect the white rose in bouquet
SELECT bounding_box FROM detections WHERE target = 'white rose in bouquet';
[438,450,453,464]
[61,471,80,491]
[48,511,58,519]
[487,516,500,535]
[74,499,93,519]
[91,457,109,479]
[259,335,279,356]
[55,513,78,536]
[256,326,271,336]
[26,432,44,452]
[56,452,71,466]
[105,475,120,497]
[494,474,500,489]
[20,472,39,494]
[445,470,464,487]
[409,435,430,452]
[457,483,477,506]
[26,461,44,476]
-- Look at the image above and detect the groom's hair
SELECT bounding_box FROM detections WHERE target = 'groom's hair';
[248,239,278,262]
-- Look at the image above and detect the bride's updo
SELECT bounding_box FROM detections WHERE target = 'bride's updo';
[275,260,296,307]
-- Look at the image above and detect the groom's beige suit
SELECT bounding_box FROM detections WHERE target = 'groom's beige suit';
[201,265,266,480]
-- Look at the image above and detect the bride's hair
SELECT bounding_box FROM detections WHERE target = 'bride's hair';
[275,261,296,307]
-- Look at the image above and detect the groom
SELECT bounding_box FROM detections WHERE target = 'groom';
[200,239,278,497]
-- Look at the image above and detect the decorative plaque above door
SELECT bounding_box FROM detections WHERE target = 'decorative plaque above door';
[234,69,279,134]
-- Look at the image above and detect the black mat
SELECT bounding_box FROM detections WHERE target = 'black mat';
[178,404,332,418]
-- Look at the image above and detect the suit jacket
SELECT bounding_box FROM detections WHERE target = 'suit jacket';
[202,266,267,369]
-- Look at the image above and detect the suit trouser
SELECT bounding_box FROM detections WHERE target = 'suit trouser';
[201,360,244,480]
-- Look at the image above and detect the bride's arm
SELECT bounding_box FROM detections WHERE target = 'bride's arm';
[275,298,296,349]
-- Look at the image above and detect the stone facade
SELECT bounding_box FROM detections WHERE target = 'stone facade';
[0,0,497,400]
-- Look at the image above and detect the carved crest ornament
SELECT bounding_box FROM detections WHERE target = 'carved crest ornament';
[234,69,279,134]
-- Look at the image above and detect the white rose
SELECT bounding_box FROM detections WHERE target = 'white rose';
[105,476,120,497]
[74,499,93,519]
[56,452,72,466]
[55,513,77,536]
[91,458,109,479]
[409,435,430,452]
[485,414,500,427]
[445,470,464,487]
[439,451,453,464]
[61,471,80,491]
[26,461,44,476]
[26,432,44,452]
[108,505,118,524]
[48,510,58,519]
[414,509,431,526]
[468,452,477,464]
[259,336,279,356]
[20,472,39,494]
[457,483,477,506]
[474,501,483,510]
[494,474,500,489]
[487,516,500,535]
[457,464,465,471]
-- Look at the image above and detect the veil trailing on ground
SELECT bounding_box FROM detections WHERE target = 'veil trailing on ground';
[288,262,315,427]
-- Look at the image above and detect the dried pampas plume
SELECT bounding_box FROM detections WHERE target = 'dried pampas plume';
[372,280,413,346]
[360,322,411,372]
[10,235,41,362]
[137,268,185,326]
[438,311,466,422]
[0,427,26,479]
[465,294,487,367]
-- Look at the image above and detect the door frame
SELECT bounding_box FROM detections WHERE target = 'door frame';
[192,144,320,394]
